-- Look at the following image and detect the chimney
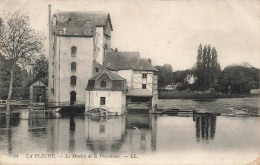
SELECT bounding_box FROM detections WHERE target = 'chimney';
[48,4,51,25]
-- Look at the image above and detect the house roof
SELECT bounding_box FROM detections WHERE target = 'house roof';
[126,89,153,97]
[89,69,125,81]
[103,52,157,71]
[54,11,113,36]
[86,69,126,91]
[28,78,48,87]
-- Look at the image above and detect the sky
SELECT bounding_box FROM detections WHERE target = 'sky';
[1,0,260,71]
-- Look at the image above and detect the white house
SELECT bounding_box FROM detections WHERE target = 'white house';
[85,70,127,115]
[185,74,197,84]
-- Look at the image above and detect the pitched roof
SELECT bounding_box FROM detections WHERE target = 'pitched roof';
[28,78,48,87]
[103,52,157,71]
[89,69,125,81]
[54,11,113,36]
[126,89,153,97]
[86,69,127,91]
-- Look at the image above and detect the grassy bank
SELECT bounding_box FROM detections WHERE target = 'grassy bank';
[158,89,257,99]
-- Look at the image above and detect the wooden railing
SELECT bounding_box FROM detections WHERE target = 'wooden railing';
[0,100,16,105]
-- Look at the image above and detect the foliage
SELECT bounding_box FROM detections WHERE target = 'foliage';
[0,11,44,114]
[0,12,44,67]
[0,54,29,99]
[195,44,221,90]
[33,54,48,79]
[218,66,259,94]
[155,64,173,88]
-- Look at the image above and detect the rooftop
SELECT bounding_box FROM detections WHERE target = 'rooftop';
[89,69,125,81]
[86,69,127,91]
[103,52,157,71]
[28,78,48,87]
[53,11,113,36]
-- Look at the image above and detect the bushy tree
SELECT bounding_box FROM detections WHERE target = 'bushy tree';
[218,66,258,94]
[33,54,48,79]
[155,64,173,88]
[0,12,44,115]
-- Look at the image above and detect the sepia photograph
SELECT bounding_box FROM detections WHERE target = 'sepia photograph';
[0,0,259,164]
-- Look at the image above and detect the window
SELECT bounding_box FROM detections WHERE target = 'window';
[95,67,99,72]
[142,84,146,89]
[71,62,77,72]
[70,91,76,105]
[142,74,147,79]
[71,46,77,57]
[100,97,106,105]
[101,81,106,88]
[71,76,76,87]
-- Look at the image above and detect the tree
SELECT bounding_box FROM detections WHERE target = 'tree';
[0,12,44,115]
[194,44,221,90]
[218,65,259,94]
[33,54,48,79]
[210,47,221,85]
[196,44,203,87]
[155,64,173,88]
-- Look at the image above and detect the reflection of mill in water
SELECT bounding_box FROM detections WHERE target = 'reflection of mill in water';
[85,114,157,153]
[193,114,216,142]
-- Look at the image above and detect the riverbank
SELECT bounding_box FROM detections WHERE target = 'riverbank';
[157,96,260,117]
[1,96,259,117]
[158,89,258,99]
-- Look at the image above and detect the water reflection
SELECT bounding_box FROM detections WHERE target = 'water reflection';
[28,111,47,137]
[125,114,157,152]
[85,114,158,153]
[193,114,216,142]
[0,113,21,155]
[85,116,126,152]
[0,113,20,128]
[69,117,75,152]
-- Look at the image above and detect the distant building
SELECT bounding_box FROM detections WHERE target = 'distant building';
[184,74,197,84]
[48,9,113,106]
[85,70,127,115]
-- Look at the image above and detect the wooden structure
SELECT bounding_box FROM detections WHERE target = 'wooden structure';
[28,78,48,106]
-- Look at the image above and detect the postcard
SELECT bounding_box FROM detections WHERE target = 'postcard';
[0,0,259,164]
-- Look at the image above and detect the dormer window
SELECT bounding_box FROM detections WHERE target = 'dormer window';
[101,81,106,88]
[71,46,77,57]
[95,67,99,72]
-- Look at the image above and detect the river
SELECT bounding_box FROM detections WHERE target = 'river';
[0,97,259,164]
